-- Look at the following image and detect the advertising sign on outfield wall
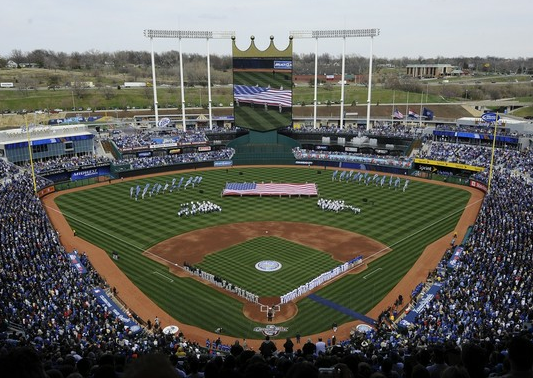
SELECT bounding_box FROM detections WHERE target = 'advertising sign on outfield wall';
[214,160,233,167]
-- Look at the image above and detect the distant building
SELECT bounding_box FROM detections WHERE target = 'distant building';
[18,62,39,68]
[406,64,454,78]
[0,124,94,164]
[70,81,95,88]
[6,60,18,69]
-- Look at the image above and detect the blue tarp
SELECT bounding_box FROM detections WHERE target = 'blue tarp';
[401,283,442,325]
[92,288,141,333]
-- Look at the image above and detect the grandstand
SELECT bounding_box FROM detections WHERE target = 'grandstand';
[1,116,532,376]
[1,36,533,377]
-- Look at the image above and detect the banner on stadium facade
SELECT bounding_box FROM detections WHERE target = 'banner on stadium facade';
[414,158,484,172]
[92,288,141,333]
[37,185,56,198]
[70,166,111,181]
[150,142,178,149]
[433,130,518,144]
[469,180,488,193]
[447,246,464,270]
[214,160,233,167]
[67,251,87,274]
[71,168,99,180]
[400,283,442,326]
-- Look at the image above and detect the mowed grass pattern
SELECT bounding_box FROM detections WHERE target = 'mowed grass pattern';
[197,237,340,296]
[233,71,293,131]
[54,167,472,339]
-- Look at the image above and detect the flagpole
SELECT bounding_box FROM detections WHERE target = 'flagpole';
[339,34,346,129]
[313,36,318,129]
[24,115,38,196]
[365,35,375,131]
[391,90,395,124]
[487,112,498,193]
[419,92,423,128]
[405,91,409,126]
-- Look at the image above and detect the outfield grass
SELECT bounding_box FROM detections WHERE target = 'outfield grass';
[54,167,471,339]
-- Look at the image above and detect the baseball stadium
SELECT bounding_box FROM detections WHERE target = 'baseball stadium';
[0,33,532,378]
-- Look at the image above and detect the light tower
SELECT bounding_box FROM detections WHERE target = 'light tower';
[290,29,380,130]
[144,29,234,131]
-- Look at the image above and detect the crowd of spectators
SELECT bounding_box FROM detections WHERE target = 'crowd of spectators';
[116,148,235,170]
[0,159,213,376]
[110,129,208,150]
[21,155,112,175]
[0,158,19,181]
[284,123,424,139]
[293,148,413,168]
[434,123,524,137]
[1,126,533,377]
[419,141,533,183]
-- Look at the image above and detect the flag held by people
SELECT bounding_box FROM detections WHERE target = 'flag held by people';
[222,182,318,196]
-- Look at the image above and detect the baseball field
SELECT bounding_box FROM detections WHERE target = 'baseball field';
[52,166,473,340]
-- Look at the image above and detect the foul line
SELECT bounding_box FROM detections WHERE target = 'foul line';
[45,204,149,252]
[360,197,484,265]
[363,268,382,279]
[45,204,183,267]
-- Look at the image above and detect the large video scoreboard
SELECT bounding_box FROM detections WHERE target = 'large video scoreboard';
[232,37,293,132]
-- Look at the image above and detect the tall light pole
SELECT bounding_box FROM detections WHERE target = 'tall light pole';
[148,36,159,124]
[366,34,375,131]
[144,29,234,131]
[290,29,380,130]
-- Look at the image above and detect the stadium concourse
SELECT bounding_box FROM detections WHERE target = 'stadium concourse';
[1,123,533,377]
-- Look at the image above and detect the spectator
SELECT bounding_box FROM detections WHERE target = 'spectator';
[259,335,277,360]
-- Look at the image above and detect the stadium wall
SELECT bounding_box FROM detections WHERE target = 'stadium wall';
[229,130,299,165]
[117,161,214,179]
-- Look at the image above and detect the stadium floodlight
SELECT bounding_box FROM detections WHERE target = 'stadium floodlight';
[144,30,235,40]
[290,28,380,39]
[290,29,380,130]
[144,29,234,130]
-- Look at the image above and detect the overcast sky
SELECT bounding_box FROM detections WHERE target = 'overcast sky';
[2,0,532,59]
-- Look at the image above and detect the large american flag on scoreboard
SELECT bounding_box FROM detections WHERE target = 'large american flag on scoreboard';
[233,85,292,108]
[223,182,317,196]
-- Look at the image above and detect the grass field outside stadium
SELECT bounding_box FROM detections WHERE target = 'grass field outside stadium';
[54,167,471,339]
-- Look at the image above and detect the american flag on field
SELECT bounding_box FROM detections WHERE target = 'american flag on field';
[234,85,292,108]
[222,182,317,196]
